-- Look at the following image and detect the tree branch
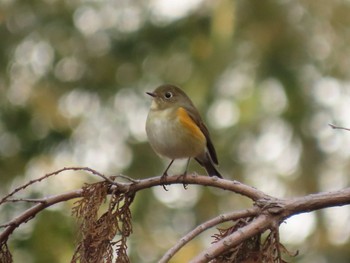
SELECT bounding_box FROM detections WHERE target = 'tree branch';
[1,167,350,263]
[0,171,265,243]
[0,190,82,242]
[159,208,260,263]
[0,167,112,205]
[191,187,350,262]
[191,214,271,263]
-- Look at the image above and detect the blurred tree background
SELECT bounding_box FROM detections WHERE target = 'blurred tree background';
[1,0,350,262]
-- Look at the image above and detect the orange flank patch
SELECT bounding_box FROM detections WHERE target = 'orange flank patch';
[177,107,206,143]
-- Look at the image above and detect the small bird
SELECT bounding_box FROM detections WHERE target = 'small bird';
[145,84,222,180]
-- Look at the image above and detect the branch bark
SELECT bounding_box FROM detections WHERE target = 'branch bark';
[0,172,266,243]
[191,188,350,262]
[0,190,82,242]
[1,167,350,262]
[159,208,260,263]
[191,214,271,263]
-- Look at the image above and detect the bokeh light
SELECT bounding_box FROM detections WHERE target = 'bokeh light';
[1,0,350,262]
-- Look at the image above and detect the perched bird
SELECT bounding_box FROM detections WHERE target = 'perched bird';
[145,84,222,179]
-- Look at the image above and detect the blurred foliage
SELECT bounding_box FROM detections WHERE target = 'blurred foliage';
[1,0,350,262]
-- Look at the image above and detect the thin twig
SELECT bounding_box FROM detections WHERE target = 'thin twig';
[272,225,282,261]
[0,223,13,228]
[112,174,139,183]
[329,123,350,132]
[0,167,116,205]
[74,167,120,185]
[5,198,47,204]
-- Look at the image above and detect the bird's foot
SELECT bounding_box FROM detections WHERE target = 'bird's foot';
[178,172,188,190]
[161,173,169,191]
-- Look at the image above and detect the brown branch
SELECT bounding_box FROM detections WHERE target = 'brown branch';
[5,198,48,203]
[0,190,82,242]
[1,167,350,263]
[125,174,269,201]
[190,187,350,262]
[0,171,265,243]
[0,167,114,205]
[283,187,350,216]
[191,215,271,263]
[159,208,260,263]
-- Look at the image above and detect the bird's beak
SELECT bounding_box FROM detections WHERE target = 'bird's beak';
[146,92,156,98]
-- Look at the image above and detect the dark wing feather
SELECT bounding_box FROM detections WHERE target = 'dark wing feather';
[184,105,219,165]
[198,122,219,165]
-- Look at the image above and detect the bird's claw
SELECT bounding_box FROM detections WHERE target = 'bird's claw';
[161,173,169,191]
[178,173,188,190]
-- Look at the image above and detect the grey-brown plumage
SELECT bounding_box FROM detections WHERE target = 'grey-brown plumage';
[146,84,222,178]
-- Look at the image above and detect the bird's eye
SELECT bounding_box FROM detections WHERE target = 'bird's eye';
[164,92,173,99]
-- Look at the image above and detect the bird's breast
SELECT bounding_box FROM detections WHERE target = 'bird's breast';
[146,108,206,159]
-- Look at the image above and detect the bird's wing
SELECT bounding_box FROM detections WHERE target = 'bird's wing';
[184,105,219,165]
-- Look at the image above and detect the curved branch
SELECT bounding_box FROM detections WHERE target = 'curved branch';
[2,167,350,263]
[159,207,260,263]
[191,214,271,263]
[0,170,266,243]
[0,190,82,242]
[126,174,269,200]
[190,187,350,262]
[0,167,112,205]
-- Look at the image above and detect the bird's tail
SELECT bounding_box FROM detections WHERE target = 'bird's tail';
[195,156,223,178]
